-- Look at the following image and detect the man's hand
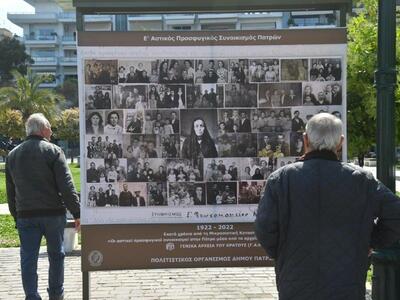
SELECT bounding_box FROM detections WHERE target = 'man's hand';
[75,218,81,232]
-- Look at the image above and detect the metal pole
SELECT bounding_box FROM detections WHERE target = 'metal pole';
[372,1,399,300]
[83,271,90,300]
[375,0,397,191]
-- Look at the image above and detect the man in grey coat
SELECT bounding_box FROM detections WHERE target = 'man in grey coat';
[255,113,400,300]
[6,113,80,300]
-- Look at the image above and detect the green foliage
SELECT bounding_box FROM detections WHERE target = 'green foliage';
[0,215,19,247]
[0,109,25,140]
[347,0,400,158]
[0,164,6,205]
[69,162,81,192]
[0,70,64,122]
[0,37,33,84]
[54,108,79,143]
[55,78,78,108]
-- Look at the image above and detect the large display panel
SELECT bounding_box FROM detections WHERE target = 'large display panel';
[79,29,347,270]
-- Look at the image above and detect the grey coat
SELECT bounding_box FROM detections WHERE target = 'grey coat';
[255,150,400,300]
[6,135,80,219]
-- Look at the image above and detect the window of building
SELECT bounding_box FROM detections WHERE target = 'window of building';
[200,23,236,30]
[241,22,276,30]
[170,25,192,31]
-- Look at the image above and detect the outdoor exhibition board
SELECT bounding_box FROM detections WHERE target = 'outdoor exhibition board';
[78,28,347,271]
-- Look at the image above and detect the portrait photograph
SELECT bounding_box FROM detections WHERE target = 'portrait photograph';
[206,182,238,205]
[125,158,166,182]
[86,134,123,159]
[310,58,342,81]
[224,84,257,108]
[150,84,186,109]
[147,182,168,206]
[118,182,147,207]
[86,110,105,135]
[238,181,266,204]
[290,132,305,157]
[281,59,309,81]
[228,59,249,84]
[195,59,229,84]
[302,82,343,106]
[86,183,120,207]
[118,60,156,83]
[158,59,195,84]
[168,182,207,206]
[239,157,273,181]
[180,109,219,159]
[104,110,124,135]
[113,85,148,109]
[124,110,144,134]
[166,159,203,182]
[85,85,113,110]
[258,83,302,107]
[160,134,180,158]
[143,109,180,135]
[217,109,252,133]
[122,134,160,159]
[215,133,257,158]
[186,84,224,108]
[203,158,239,182]
[257,132,290,159]
[84,59,118,85]
[248,59,280,83]
[250,108,292,133]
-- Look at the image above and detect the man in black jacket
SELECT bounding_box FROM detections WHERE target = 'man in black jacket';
[255,113,400,300]
[6,113,80,300]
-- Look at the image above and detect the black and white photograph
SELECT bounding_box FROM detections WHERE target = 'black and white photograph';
[86,183,120,207]
[217,109,252,133]
[258,83,302,107]
[290,132,305,156]
[86,110,105,135]
[166,159,203,182]
[228,59,249,84]
[118,182,147,206]
[186,84,224,108]
[124,110,144,134]
[310,58,342,81]
[238,181,266,204]
[104,110,124,135]
[149,84,186,109]
[84,59,118,84]
[215,133,257,158]
[143,110,180,135]
[195,59,229,83]
[291,106,333,131]
[239,158,273,181]
[160,134,180,158]
[86,159,106,183]
[86,135,123,159]
[303,82,343,106]
[85,85,113,110]
[118,60,157,83]
[147,182,168,206]
[180,109,219,159]
[203,158,239,182]
[168,182,206,206]
[125,158,166,182]
[250,109,292,133]
[281,59,309,81]
[224,84,257,108]
[158,59,195,84]
[113,85,148,109]
[276,157,298,169]
[86,158,127,183]
[249,59,280,83]
[257,132,290,158]
[122,134,160,159]
[206,182,238,205]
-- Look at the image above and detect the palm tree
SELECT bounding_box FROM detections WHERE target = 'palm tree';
[0,69,64,122]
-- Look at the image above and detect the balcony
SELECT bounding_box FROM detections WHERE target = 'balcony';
[61,35,77,46]
[24,35,58,47]
[60,57,77,66]
[31,56,58,66]
[58,12,76,22]
[85,15,113,23]
[7,12,57,25]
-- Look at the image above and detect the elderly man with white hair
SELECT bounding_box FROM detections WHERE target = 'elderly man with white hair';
[255,113,400,300]
[6,113,80,300]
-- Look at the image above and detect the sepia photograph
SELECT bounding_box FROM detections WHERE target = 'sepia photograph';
[84,59,118,84]
[118,60,157,83]
[195,59,229,83]
[86,183,120,207]
[85,85,112,110]
[238,181,266,204]
[224,84,257,108]
[123,110,144,134]
[257,132,290,158]
[310,58,342,81]
[113,85,148,109]
[168,182,207,206]
[186,84,224,108]
[281,59,309,81]
[258,83,302,107]
[249,59,280,83]
[206,182,238,205]
[86,110,105,135]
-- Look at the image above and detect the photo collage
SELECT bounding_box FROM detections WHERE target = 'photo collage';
[84,57,343,208]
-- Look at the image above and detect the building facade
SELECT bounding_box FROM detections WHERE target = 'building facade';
[8,0,339,86]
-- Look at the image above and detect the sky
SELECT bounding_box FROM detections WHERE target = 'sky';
[0,0,34,36]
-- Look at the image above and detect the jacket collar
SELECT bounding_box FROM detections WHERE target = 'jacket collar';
[26,135,46,141]
[300,149,339,162]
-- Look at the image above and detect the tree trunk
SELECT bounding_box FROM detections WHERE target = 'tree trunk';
[358,153,365,168]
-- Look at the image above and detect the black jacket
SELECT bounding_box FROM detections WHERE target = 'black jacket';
[255,150,400,300]
[6,135,80,219]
